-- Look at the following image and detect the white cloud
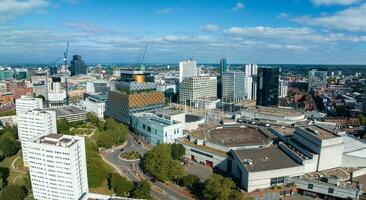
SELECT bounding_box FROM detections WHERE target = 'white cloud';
[200,24,220,32]
[311,0,360,6]
[294,3,366,32]
[63,22,105,33]
[233,2,244,11]
[155,7,180,14]
[0,0,49,22]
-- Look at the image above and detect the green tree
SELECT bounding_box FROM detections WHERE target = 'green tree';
[108,173,133,197]
[0,185,27,200]
[57,119,70,134]
[171,143,185,160]
[181,174,200,189]
[132,180,151,199]
[358,114,366,126]
[203,174,242,200]
[86,112,100,124]
[0,167,10,190]
[168,160,185,180]
[0,136,18,157]
[36,95,46,102]
[0,151,4,162]
[96,131,116,148]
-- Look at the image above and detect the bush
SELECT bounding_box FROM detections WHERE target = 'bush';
[181,174,200,189]
[0,136,18,157]
[132,180,151,199]
[120,151,142,160]
[0,185,27,200]
[108,173,133,197]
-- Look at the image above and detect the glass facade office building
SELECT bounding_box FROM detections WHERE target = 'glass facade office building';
[256,67,279,106]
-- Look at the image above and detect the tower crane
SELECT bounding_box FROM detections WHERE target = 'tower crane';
[138,43,148,71]
[63,41,70,105]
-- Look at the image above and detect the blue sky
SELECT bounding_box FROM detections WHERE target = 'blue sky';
[0,0,366,64]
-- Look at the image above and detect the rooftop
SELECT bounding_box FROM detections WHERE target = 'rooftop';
[34,133,79,147]
[245,106,304,117]
[302,125,338,140]
[207,125,271,147]
[46,106,85,116]
[272,126,295,136]
[154,108,183,116]
[233,146,301,172]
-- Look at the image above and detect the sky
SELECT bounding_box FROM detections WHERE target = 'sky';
[0,0,366,64]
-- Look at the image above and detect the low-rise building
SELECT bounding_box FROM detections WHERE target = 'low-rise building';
[46,106,86,122]
[131,112,184,145]
[85,93,107,119]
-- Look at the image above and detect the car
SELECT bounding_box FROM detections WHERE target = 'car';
[119,148,124,152]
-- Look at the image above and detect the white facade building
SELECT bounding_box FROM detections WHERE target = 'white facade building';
[244,64,258,99]
[28,134,88,200]
[86,80,110,93]
[131,113,184,145]
[279,80,288,98]
[48,82,67,107]
[17,109,57,166]
[179,60,198,82]
[179,76,217,105]
[15,95,43,115]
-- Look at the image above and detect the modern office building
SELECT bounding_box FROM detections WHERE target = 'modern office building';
[222,71,246,103]
[279,80,288,98]
[219,58,228,76]
[179,59,198,82]
[15,95,43,115]
[14,68,28,80]
[86,80,110,93]
[17,109,57,166]
[105,70,165,125]
[256,67,279,106]
[69,55,86,76]
[245,64,258,100]
[179,76,217,106]
[308,69,327,91]
[28,134,88,200]
[85,93,107,119]
[0,67,14,81]
[131,112,184,145]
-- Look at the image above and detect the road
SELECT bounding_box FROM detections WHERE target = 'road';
[102,133,193,200]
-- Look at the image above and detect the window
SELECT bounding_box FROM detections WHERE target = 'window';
[270,177,285,186]
[147,127,151,132]
[142,124,146,129]
[308,184,313,190]
[328,188,334,194]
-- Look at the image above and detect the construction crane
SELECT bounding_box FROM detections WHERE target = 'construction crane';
[137,43,148,71]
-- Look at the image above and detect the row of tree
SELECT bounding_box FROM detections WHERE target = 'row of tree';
[108,173,151,199]
[142,143,186,182]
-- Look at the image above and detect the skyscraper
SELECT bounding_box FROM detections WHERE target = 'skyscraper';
[256,67,279,106]
[222,71,246,103]
[308,69,327,91]
[28,134,88,200]
[279,80,289,98]
[245,64,258,99]
[70,55,86,76]
[17,109,57,166]
[219,58,228,76]
[179,59,198,82]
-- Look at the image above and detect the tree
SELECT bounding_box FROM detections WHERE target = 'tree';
[132,180,151,199]
[86,112,100,124]
[335,105,347,116]
[0,151,4,162]
[0,167,10,190]
[0,136,18,157]
[142,144,185,182]
[108,173,133,197]
[57,119,70,134]
[171,143,185,160]
[203,174,243,200]
[36,95,45,102]
[181,174,200,189]
[96,132,116,148]
[0,185,27,200]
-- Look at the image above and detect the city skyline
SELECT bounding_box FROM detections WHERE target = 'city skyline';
[1,0,366,64]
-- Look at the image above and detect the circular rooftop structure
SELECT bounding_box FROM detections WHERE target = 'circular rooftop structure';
[205,125,274,148]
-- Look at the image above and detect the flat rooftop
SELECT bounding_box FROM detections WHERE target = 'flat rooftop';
[234,146,301,172]
[245,106,304,117]
[207,126,270,147]
[303,126,338,140]
[154,108,183,116]
[47,106,85,116]
[185,114,202,123]
[272,126,295,136]
[35,133,79,147]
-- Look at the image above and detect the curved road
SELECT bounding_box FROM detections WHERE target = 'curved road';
[102,133,192,200]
